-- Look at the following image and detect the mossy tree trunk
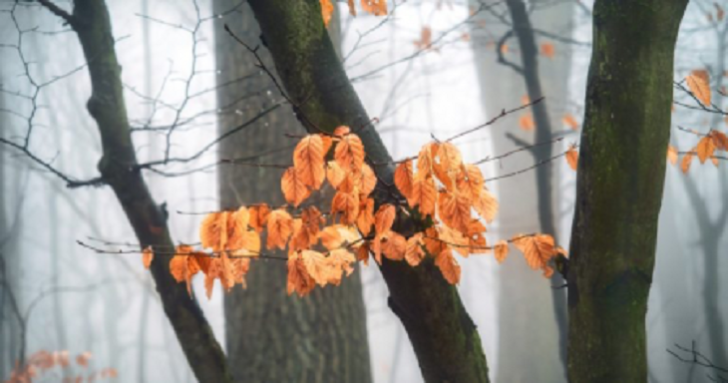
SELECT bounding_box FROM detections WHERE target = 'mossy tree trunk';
[244,1,489,382]
[43,1,232,381]
[213,3,371,382]
[567,0,687,381]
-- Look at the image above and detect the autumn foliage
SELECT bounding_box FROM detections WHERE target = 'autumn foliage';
[142,124,566,299]
[6,350,116,383]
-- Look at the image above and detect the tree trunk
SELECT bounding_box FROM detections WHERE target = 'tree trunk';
[48,1,233,381]
[244,2,490,382]
[213,3,372,382]
[469,1,573,381]
[567,1,687,381]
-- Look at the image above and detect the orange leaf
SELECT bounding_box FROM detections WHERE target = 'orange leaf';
[361,0,387,15]
[459,164,484,201]
[405,233,426,266]
[293,134,326,190]
[301,250,330,286]
[287,252,315,297]
[320,0,334,27]
[494,240,509,263]
[466,219,488,254]
[360,163,377,197]
[566,145,579,171]
[562,113,579,130]
[438,191,471,234]
[319,225,344,250]
[266,209,294,250]
[333,125,351,137]
[356,241,371,266]
[438,225,470,257]
[435,248,461,284]
[76,352,91,368]
[414,26,433,50]
[326,160,346,188]
[710,130,728,150]
[335,133,365,172]
[472,188,498,223]
[200,212,230,250]
[380,231,406,261]
[411,174,437,216]
[667,145,678,165]
[681,151,694,174]
[434,142,462,181]
[374,204,396,235]
[519,114,535,131]
[347,0,356,16]
[687,70,711,106]
[326,248,357,285]
[356,197,375,236]
[697,135,716,164]
[394,160,415,201]
[540,42,555,59]
[332,191,360,225]
[416,142,439,176]
[512,234,558,271]
[282,167,311,207]
[142,246,153,269]
[248,204,270,233]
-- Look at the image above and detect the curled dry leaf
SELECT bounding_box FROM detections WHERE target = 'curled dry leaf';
[565,145,579,171]
[667,145,678,165]
[697,135,716,164]
[266,209,294,250]
[374,204,396,235]
[519,114,535,131]
[540,42,555,58]
[435,249,461,285]
[562,113,579,130]
[405,233,426,266]
[494,240,509,263]
[686,69,711,106]
[293,134,326,190]
[320,0,334,27]
[282,167,311,207]
[394,159,415,200]
[142,246,153,269]
[361,0,387,15]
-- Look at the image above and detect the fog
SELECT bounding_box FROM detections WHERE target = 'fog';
[1,1,726,382]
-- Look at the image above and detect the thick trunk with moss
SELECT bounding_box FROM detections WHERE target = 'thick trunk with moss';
[213,3,371,382]
[567,1,687,381]
[58,1,232,381]
[245,1,489,382]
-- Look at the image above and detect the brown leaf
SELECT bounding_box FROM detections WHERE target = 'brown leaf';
[394,160,415,201]
[142,246,153,269]
[266,209,294,250]
[494,240,509,263]
[293,134,326,190]
[687,70,711,106]
[667,144,678,165]
[697,136,716,164]
[435,248,461,284]
[566,145,579,171]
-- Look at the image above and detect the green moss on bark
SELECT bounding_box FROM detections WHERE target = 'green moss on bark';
[567,1,687,381]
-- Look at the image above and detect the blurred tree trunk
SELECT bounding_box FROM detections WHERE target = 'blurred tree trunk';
[42,1,233,381]
[468,1,573,381]
[244,1,490,382]
[567,0,687,381]
[213,3,372,382]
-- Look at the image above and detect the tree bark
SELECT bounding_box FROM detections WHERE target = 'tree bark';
[244,1,490,382]
[52,1,232,381]
[213,3,371,382]
[567,1,687,381]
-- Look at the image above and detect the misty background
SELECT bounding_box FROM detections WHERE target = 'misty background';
[1,0,726,382]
